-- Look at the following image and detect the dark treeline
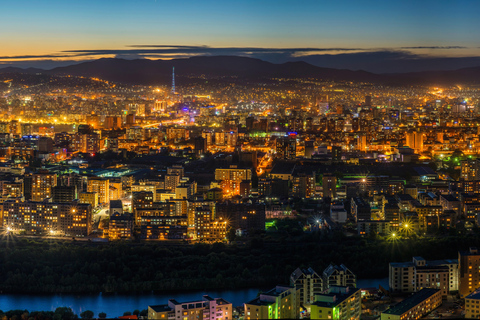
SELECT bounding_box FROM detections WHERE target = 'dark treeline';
[0,233,477,294]
[0,307,82,320]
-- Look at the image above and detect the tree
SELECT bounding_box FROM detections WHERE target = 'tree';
[226,228,236,241]
[123,312,132,316]
[53,307,76,320]
[80,310,94,319]
[98,312,107,319]
[133,310,140,316]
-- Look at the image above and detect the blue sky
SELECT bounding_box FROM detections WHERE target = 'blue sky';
[1,0,479,70]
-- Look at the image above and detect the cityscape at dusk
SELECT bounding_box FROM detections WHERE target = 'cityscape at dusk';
[2,0,480,319]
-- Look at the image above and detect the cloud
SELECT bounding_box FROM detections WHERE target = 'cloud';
[0,45,368,61]
[400,46,467,49]
[0,45,471,62]
[1,45,479,73]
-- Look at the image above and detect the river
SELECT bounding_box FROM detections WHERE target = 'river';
[0,278,388,317]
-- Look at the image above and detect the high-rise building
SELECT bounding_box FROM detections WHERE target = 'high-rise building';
[290,267,323,305]
[276,136,296,160]
[331,146,342,162]
[52,185,77,203]
[310,286,361,320]
[405,131,424,153]
[292,173,315,198]
[3,200,91,236]
[31,171,57,202]
[87,177,109,204]
[365,95,372,107]
[323,174,337,199]
[244,285,299,320]
[215,165,252,196]
[194,136,207,156]
[323,264,356,289]
[108,212,134,240]
[357,135,367,152]
[459,247,480,298]
[317,95,329,115]
[351,197,371,222]
[461,159,480,181]
[389,256,458,297]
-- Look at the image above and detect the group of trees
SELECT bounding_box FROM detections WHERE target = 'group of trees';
[1,231,479,294]
[0,307,106,320]
[0,307,149,320]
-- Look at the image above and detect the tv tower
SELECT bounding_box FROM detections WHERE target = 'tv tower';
[171,66,175,94]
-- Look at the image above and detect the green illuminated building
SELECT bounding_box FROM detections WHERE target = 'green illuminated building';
[310,286,361,320]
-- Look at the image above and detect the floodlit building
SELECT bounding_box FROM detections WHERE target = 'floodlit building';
[310,286,361,320]
[244,285,299,320]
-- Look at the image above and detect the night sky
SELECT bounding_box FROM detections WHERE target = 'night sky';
[1,0,479,71]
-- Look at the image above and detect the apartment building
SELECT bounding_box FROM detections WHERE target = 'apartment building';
[148,295,231,320]
[389,256,458,297]
[290,267,323,305]
[244,285,299,320]
[323,264,356,289]
[381,288,442,320]
[310,286,361,320]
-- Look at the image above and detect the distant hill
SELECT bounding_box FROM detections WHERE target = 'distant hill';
[0,67,44,74]
[42,56,383,85]
[1,56,480,86]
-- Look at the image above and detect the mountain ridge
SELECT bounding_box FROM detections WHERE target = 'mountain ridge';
[1,56,479,86]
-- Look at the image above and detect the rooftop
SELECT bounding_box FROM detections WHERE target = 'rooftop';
[311,287,360,308]
[148,304,172,313]
[466,288,480,300]
[383,289,440,315]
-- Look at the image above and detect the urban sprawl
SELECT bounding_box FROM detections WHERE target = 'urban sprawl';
[1,73,480,319]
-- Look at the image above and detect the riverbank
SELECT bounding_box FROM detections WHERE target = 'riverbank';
[0,278,389,317]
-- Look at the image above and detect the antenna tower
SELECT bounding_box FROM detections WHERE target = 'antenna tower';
[171,66,175,94]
